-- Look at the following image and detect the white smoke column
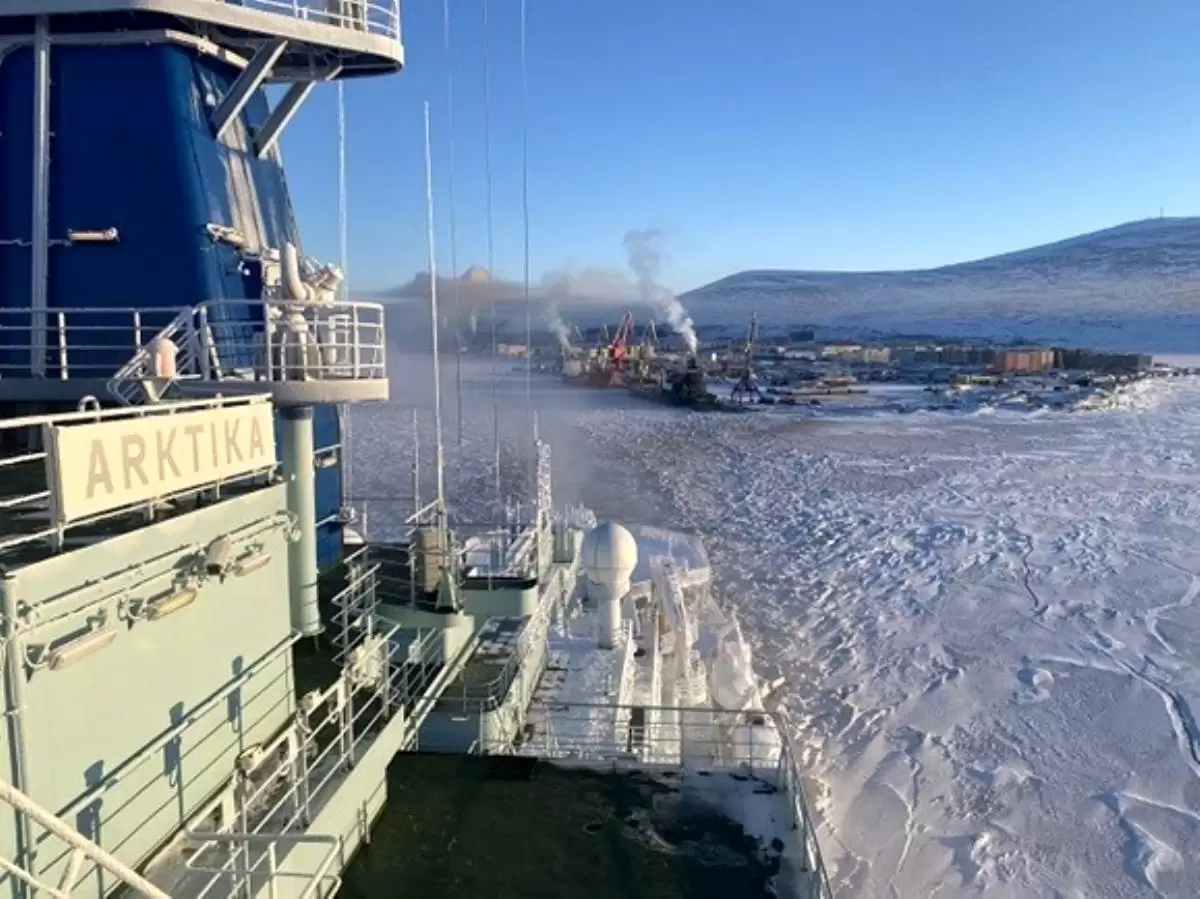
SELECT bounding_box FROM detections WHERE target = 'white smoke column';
[622,228,698,354]
[544,275,573,353]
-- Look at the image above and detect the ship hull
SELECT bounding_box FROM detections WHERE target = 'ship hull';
[563,369,626,388]
[627,383,744,413]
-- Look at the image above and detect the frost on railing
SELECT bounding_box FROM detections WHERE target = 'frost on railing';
[458,500,547,581]
[225,0,403,42]
[221,299,387,384]
[114,299,387,397]
[776,717,835,899]
[563,504,597,532]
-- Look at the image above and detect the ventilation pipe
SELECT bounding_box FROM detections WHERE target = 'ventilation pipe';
[280,241,313,302]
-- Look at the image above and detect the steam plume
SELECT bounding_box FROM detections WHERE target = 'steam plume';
[622,228,698,354]
[544,274,573,353]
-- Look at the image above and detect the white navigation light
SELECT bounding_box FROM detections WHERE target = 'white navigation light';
[580,521,638,649]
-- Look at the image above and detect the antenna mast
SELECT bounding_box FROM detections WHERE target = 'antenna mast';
[336,81,353,526]
[519,0,535,508]
[411,408,420,518]
[443,0,465,448]
[422,101,447,514]
[483,0,501,518]
[520,0,532,408]
[337,81,349,300]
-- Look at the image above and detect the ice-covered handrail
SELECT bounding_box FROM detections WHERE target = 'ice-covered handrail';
[775,712,834,899]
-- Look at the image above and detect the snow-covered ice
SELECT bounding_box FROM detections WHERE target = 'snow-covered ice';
[354,353,1200,898]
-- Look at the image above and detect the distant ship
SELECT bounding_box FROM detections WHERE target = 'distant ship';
[628,357,745,412]
[0,3,832,899]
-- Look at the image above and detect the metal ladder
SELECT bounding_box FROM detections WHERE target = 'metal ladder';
[106,305,213,406]
[0,779,172,899]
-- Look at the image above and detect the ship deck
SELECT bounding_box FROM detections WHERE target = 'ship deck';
[441,614,528,702]
[336,754,780,899]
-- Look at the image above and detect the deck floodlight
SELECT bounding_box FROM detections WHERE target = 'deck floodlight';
[234,550,271,577]
[204,536,233,576]
[147,587,198,621]
[47,628,118,671]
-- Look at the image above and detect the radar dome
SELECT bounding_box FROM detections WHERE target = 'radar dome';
[580,520,638,582]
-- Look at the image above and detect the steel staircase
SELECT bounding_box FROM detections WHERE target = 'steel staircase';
[105,307,213,406]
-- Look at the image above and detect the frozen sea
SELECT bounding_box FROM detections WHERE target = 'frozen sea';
[351,353,1200,899]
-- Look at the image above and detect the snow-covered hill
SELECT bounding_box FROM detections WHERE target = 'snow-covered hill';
[682,218,1200,352]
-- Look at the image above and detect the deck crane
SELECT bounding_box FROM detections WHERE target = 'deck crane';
[607,309,635,372]
[626,316,658,380]
[577,309,635,387]
[644,318,660,349]
[744,311,759,360]
[730,312,766,405]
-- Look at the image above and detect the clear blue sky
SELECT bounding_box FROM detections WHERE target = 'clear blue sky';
[279,0,1200,293]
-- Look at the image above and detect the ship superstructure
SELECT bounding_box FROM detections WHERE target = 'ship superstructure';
[0,3,834,898]
[0,2,418,898]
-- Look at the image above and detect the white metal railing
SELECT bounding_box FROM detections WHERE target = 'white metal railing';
[490,701,834,899]
[182,832,342,899]
[382,505,547,612]
[776,714,835,899]
[176,617,443,899]
[0,779,172,899]
[330,545,380,666]
[458,515,541,580]
[106,306,206,406]
[0,306,180,380]
[0,299,388,405]
[202,299,387,383]
[106,298,388,405]
[229,0,402,42]
[0,393,278,558]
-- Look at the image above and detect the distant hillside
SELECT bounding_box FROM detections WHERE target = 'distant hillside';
[682,218,1200,352]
